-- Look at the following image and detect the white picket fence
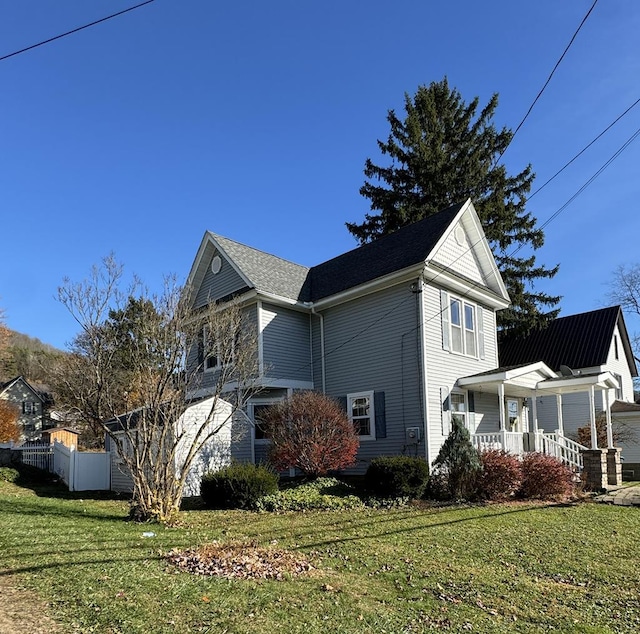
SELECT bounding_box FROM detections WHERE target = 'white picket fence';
[53,441,111,492]
[12,443,54,472]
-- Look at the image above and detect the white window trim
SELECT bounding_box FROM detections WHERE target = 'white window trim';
[249,399,280,444]
[447,295,478,358]
[449,390,468,431]
[348,390,376,441]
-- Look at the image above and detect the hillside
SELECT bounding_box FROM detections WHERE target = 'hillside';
[0,330,66,384]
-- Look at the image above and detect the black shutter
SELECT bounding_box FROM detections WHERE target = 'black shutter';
[337,396,347,412]
[374,391,386,439]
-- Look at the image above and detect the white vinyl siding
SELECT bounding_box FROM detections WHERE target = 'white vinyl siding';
[426,285,499,462]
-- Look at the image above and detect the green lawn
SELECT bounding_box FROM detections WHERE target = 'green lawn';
[1,480,639,633]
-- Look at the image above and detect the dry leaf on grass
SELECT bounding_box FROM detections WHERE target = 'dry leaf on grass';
[167,541,314,580]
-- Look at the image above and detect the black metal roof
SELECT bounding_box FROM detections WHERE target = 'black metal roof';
[499,306,638,377]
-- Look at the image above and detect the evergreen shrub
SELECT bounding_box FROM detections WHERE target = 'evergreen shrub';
[255,477,363,512]
[200,463,278,510]
[431,416,481,500]
[364,456,429,499]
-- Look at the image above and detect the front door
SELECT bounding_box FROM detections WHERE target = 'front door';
[506,398,520,432]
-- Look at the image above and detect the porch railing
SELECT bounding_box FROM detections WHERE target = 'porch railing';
[535,433,585,472]
[470,431,586,472]
[472,431,523,456]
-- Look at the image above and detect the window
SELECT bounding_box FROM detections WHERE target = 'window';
[22,401,36,415]
[614,373,623,400]
[202,325,220,371]
[450,392,467,429]
[348,391,375,440]
[449,297,477,356]
[614,335,619,360]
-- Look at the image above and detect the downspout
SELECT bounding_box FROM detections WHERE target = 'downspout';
[417,276,431,465]
[310,305,326,393]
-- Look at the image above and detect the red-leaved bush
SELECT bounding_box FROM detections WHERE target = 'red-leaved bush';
[519,453,575,500]
[262,391,359,477]
[478,450,521,500]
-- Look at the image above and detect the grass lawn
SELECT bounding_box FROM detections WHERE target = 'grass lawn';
[1,480,639,633]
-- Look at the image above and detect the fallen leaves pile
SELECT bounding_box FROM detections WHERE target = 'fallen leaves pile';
[167,541,315,580]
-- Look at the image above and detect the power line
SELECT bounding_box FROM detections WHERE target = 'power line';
[496,0,599,163]
[530,97,640,199]
[538,124,640,232]
[0,0,157,63]
[309,123,640,364]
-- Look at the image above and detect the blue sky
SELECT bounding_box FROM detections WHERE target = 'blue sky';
[1,1,639,350]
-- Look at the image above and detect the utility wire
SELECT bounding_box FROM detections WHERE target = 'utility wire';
[304,122,640,371]
[496,0,599,163]
[530,96,640,199]
[0,0,156,63]
[538,125,640,233]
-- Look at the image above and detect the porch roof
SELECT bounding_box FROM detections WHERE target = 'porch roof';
[457,363,619,397]
[457,362,556,397]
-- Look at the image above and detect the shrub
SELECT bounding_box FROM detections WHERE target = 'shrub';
[201,463,278,510]
[477,450,521,500]
[432,416,481,500]
[519,453,574,500]
[364,456,430,499]
[262,391,359,477]
[256,477,364,512]
[0,467,19,483]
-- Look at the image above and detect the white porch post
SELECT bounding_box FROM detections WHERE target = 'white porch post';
[589,385,598,449]
[498,383,507,449]
[531,390,539,433]
[604,388,614,448]
[556,393,564,437]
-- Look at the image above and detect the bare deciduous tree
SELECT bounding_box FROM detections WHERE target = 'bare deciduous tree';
[50,255,260,523]
[608,264,640,365]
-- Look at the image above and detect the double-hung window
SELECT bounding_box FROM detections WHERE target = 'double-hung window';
[448,296,477,357]
[348,391,375,440]
[450,392,467,430]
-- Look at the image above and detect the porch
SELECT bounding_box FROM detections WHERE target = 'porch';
[470,430,586,471]
[459,362,620,479]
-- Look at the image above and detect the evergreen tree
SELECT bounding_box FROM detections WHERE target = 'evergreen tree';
[432,415,481,500]
[347,78,560,334]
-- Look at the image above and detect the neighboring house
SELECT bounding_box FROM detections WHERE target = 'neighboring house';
[0,376,51,442]
[499,307,639,476]
[184,199,621,476]
[106,396,236,497]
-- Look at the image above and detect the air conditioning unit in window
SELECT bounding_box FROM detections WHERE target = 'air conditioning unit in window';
[405,427,421,444]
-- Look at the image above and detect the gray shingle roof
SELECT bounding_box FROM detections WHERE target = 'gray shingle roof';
[209,233,311,301]
[210,202,465,303]
[307,202,464,300]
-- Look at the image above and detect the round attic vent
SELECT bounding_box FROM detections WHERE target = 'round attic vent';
[454,224,466,246]
[211,255,222,274]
